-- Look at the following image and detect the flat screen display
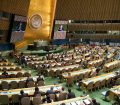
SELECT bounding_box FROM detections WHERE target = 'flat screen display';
[10,15,27,43]
[53,20,68,39]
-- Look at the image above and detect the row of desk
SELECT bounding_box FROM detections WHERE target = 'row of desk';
[103,60,120,72]
[42,95,92,105]
[0,62,14,66]
[0,84,62,98]
[0,76,38,84]
[48,64,80,72]
[109,85,120,100]
[0,66,22,71]
[62,68,96,79]
[88,58,104,67]
[0,70,26,75]
[82,72,117,91]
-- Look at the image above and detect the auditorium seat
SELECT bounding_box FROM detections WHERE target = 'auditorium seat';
[36,81,45,86]
[87,82,94,91]
[115,78,120,85]
[18,81,26,88]
[10,81,18,89]
[94,81,101,90]
[27,81,35,87]
[1,81,9,90]
[58,92,67,101]
[49,94,56,102]
[16,72,23,77]
[32,96,42,105]
[66,77,74,87]
[23,72,31,77]
[100,79,106,88]
[10,74,16,78]
[12,94,20,104]
[21,97,30,105]
[0,95,9,105]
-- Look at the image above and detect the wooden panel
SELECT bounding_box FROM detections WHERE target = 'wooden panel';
[68,24,120,31]
[0,19,9,30]
[55,0,120,20]
[67,33,120,40]
[0,0,30,16]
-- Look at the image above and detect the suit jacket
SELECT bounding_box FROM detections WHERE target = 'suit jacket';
[46,90,55,95]
[67,92,76,99]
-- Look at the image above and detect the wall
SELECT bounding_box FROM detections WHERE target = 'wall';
[24,0,56,41]
[55,0,120,20]
[54,0,120,41]
[0,0,30,16]
[15,0,56,49]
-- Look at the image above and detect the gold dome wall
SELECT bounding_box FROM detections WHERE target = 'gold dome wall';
[15,0,56,49]
[24,0,56,41]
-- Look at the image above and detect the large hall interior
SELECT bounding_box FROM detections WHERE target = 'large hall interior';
[0,0,120,105]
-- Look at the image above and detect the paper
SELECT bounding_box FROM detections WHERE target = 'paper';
[83,99,91,104]
[70,102,77,105]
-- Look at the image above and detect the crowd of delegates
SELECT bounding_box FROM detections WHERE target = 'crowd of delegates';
[19,85,101,105]
[19,87,76,104]
[37,45,119,70]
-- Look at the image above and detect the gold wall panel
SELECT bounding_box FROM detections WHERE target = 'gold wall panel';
[24,0,56,41]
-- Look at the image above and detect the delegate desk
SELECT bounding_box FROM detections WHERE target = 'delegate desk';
[25,57,41,61]
[109,85,120,100]
[42,95,92,105]
[103,60,120,72]
[88,58,104,67]
[107,53,114,59]
[0,84,62,98]
[0,66,22,71]
[0,76,38,84]
[82,72,116,90]
[84,52,91,57]
[0,62,14,66]
[0,70,26,75]
[48,64,80,72]
[28,61,62,69]
[27,60,55,67]
[62,68,96,79]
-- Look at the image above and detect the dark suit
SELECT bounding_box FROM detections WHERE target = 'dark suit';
[67,92,76,99]
[34,91,41,96]
[37,77,44,82]
[46,90,55,95]
[19,93,28,100]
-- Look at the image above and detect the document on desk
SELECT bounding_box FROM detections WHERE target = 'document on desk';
[76,101,85,105]
[53,87,58,91]
[70,102,77,105]
[65,103,71,105]
[75,101,80,105]
[83,99,91,104]
[25,90,30,94]
[0,91,8,95]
